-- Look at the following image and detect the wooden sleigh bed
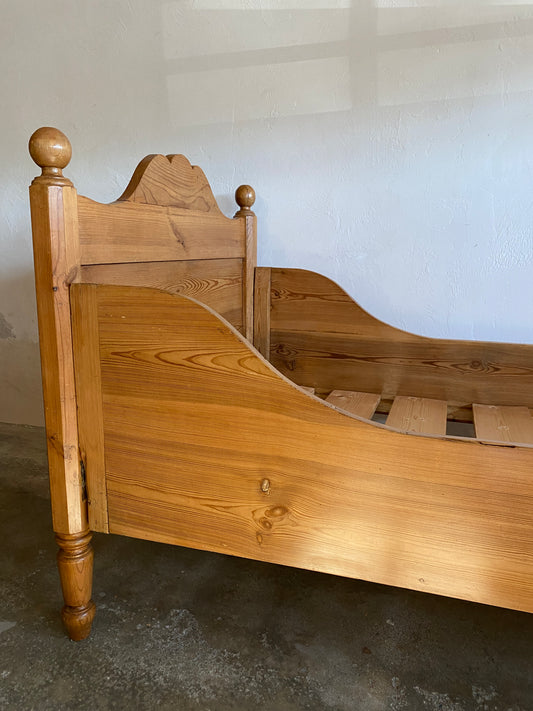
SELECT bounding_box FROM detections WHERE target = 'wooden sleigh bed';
[28,127,533,641]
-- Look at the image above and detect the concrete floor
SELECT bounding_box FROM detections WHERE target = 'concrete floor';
[0,421,531,711]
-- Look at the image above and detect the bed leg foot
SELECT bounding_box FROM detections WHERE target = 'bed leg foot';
[56,529,96,640]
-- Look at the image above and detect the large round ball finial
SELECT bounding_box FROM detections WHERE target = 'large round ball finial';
[29,127,72,178]
[234,184,256,216]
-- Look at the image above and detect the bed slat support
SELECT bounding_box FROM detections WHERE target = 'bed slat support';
[326,390,381,419]
[473,404,533,445]
[386,396,448,435]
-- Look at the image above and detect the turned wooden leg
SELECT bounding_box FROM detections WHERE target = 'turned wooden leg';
[56,529,96,641]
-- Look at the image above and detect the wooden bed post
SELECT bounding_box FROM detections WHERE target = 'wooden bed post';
[234,185,257,342]
[28,128,95,640]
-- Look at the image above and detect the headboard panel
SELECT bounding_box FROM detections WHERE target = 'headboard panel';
[74,153,256,336]
[28,126,256,536]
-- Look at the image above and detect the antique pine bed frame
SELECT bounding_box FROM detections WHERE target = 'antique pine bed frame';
[28,127,533,640]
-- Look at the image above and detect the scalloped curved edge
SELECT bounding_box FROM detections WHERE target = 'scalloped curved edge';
[117,153,223,214]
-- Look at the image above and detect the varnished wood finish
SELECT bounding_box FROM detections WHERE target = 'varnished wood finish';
[325,390,381,420]
[71,284,533,614]
[118,153,222,212]
[386,396,448,435]
[30,128,260,639]
[234,186,257,341]
[56,529,96,640]
[28,128,86,535]
[473,404,533,446]
[243,214,257,341]
[77,197,244,266]
[253,267,272,358]
[269,269,533,409]
[71,285,108,531]
[81,258,244,332]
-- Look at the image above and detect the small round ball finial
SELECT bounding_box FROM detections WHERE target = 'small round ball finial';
[29,127,72,176]
[235,184,256,215]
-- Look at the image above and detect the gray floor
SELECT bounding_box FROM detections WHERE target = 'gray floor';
[0,421,531,711]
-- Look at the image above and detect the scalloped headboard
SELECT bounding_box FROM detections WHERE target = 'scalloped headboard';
[76,152,257,337]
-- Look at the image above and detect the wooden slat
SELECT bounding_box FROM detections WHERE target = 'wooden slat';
[79,284,533,614]
[326,390,380,419]
[81,258,244,332]
[269,268,533,409]
[473,404,533,445]
[386,396,447,435]
[253,267,272,359]
[78,197,245,265]
[71,284,108,532]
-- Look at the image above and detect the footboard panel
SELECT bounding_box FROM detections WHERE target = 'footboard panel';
[71,284,533,614]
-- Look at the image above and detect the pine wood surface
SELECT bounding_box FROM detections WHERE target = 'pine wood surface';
[473,404,533,446]
[269,269,533,409]
[29,178,86,535]
[71,285,108,532]
[325,390,381,419]
[386,396,448,435]
[81,258,244,332]
[253,267,272,359]
[77,197,244,266]
[56,529,96,641]
[71,283,533,613]
[117,153,222,212]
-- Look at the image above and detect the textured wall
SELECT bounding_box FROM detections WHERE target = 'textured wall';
[2,1,533,425]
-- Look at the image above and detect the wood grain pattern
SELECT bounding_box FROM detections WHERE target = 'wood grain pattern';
[269,269,533,409]
[242,214,257,341]
[81,258,244,332]
[253,267,272,359]
[77,197,244,266]
[325,390,380,419]
[29,178,86,535]
[387,396,447,435]
[118,154,221,213]
[71,284,533,614]
[473,404,533,446]
[71,284,108,532]
[56,529,96,640]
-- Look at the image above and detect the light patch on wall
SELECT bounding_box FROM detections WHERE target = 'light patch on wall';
[167,56,351,126]
[163,5,349,59]
[378,33,533,105]
[188,0,351,8]
[377,5,533,36]
[376,1,533,7]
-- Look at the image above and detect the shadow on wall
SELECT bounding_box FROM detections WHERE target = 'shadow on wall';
[0,270,43,426]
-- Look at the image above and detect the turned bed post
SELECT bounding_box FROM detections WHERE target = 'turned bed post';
[28,128,95,640]
[234,184,257,342]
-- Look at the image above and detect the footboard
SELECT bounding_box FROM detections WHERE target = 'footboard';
[71,283,533,615]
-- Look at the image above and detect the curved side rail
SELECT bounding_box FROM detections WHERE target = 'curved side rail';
[71,283,533,614]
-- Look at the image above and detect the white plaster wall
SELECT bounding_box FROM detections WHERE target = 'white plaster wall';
[1,0,532,425]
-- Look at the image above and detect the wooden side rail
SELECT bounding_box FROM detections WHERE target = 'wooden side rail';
[69,283,533,614]
[263,268,533,410]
